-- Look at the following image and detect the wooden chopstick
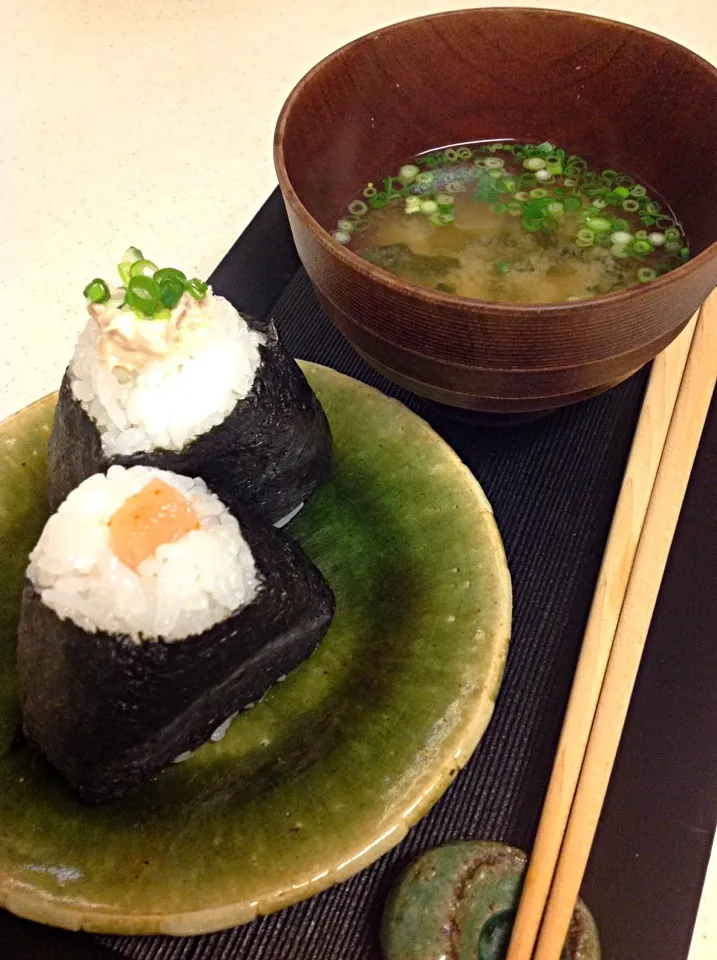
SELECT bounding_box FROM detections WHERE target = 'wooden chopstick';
[504,307,700,960]
[531,291,717,959]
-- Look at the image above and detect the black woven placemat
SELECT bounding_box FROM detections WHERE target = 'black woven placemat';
[98,265,645,960]
[2,193,714,960]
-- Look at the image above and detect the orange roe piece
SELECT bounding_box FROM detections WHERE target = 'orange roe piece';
[108,478,200,571]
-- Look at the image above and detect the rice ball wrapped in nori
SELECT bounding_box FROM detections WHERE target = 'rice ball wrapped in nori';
[47,251,331,523]
[17,465,335,804]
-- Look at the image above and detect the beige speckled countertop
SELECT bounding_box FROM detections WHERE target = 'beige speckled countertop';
[1,1,715,955]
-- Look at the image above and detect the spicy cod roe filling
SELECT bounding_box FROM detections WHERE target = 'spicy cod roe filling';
[108,478,200,571]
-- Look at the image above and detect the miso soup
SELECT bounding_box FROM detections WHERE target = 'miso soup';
[333,142,689,304]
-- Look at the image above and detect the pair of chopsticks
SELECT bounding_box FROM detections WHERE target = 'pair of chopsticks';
[506,290,717,960]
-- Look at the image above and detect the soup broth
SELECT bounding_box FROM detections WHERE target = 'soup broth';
[333,142,689,303]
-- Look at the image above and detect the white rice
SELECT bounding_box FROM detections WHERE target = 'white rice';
[274,501,305,528]
[69,291,265,456]
[27,465,261,642]
[172,709,239,763]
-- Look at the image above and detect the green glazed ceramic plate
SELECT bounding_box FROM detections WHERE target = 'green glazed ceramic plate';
[0,362,511,935]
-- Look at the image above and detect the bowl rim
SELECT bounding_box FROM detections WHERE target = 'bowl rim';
[274,6,717,316]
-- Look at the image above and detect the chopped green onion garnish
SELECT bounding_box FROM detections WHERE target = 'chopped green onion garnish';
[637,267,657,283]
[631,239,653,255]
[563,196,582,212]
[348,200,368,216]
[129,259,158,278]
[158,277,186,310]
[383,176,403,197]
[523,199,549,219]
[398,165,420,183]
[545,156,563,175]
[565,159,586,176]
[153,267,187,284]
[495,260,510,274]
[611,231,633,245]
[436,193,455,213]
[187,278,208,300]
[118,261,133,284]
[123,246,143,264]
[83,278,110,304]
[529,188,549,199]
[523,157,546,171]
[622,199,640,212]
[584,216,611,233]
[430,211,455,227]
[126,276,162,316]
[420,200,438,215]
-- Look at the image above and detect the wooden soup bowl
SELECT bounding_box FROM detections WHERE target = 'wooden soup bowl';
[275,8,717,413]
